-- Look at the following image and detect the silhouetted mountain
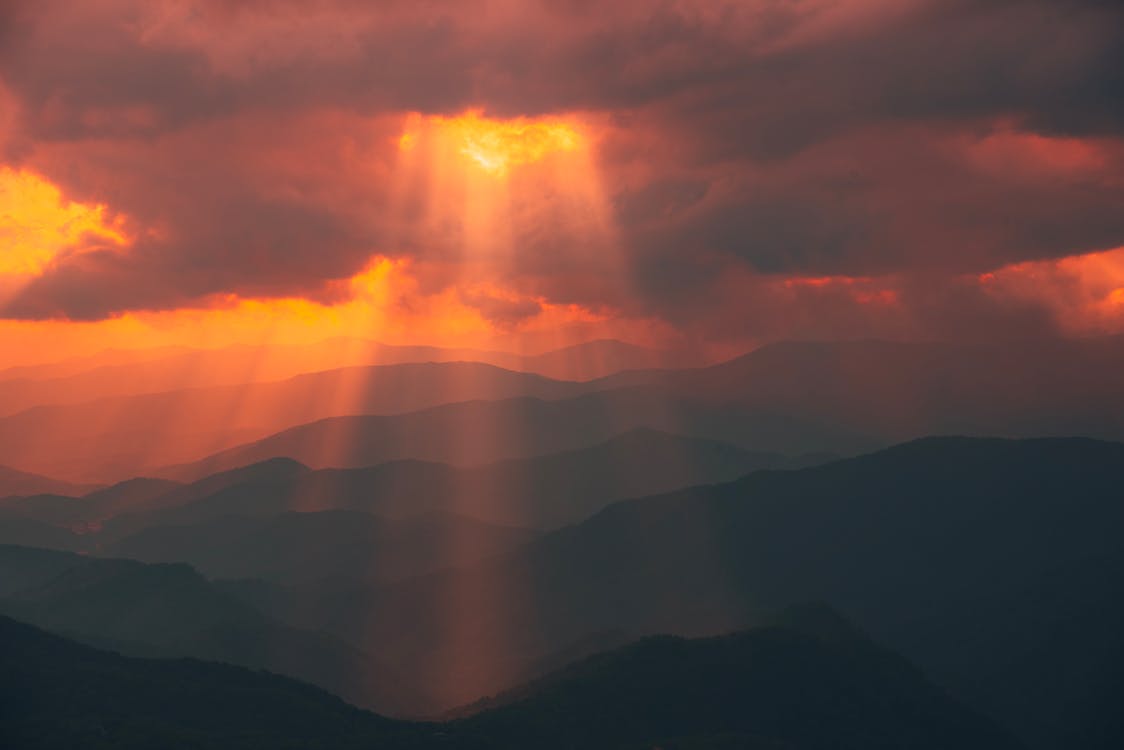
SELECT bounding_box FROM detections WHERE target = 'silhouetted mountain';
[0,516,83,553]
[0,361,591,482]
[94,429,820,538]
[0,545,87,596]
[234,437,1123,745]
[85,458,312,539]
[0,464,97,498]
[0,477,182,530]
[103,511,537,584]
[0,546,435,716]
[452,605,1021,750]
[169,389,866,481]
[605,336,1124,443]
[0,606,1022,750]
[0,614,413,750]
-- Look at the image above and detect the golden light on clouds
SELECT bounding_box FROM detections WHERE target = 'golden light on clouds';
[0,167,128,275]
[398,110,583,176]
[0,114,659,368]
[978,246,1124,332]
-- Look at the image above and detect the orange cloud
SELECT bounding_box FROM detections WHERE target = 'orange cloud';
[0,167,128,275]
[782,274,899,305]
[0,254,662,369]
[977,246,1124,333]
[400,110,583,176]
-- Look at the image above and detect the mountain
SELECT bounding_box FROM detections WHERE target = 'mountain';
[517,339,676,381]
[233,437,1123,745]
[452,604,1022,749]
[0,614,411,750]
[604,336,1124,443]
[0,464,97,498]
[92,429,821,538]
[0,544,89,596]
[0,338,674,416]
[0,546,435,717]
[0,606,1022,750]
[0,339,517,415]
[12,334,1124,483]
[0,345,194,383]
[0,477,182,530]
[169,388,867,481]
[103,511,538,584]
[0,516,84,553]
[0,361,590,482]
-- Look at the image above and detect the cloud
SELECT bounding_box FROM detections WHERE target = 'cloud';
[0,0,1122,347]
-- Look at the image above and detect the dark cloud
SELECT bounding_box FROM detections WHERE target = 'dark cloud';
[0,0,1122,344]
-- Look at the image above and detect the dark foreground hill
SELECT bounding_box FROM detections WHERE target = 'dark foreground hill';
[451,604,1021,750]
[0,614,413,750]
[0,546,434,717]
[0,607,1020,750]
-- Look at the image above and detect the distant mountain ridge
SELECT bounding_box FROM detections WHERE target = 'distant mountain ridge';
[0,429,818,554]
[83,428,820,537]
[0,464,98,499]
[600,336,1124,442]
[9,335,1124,484]
[0,337,676,416]
[0,360,594,481]
[164,388,867,481]
[103,510,538,585]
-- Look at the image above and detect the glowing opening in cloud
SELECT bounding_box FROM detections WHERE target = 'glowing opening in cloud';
[979,246,1124,333]
[398,110,583,176]
[0,168,128,275]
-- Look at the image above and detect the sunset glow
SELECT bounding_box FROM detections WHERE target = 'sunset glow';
[398,111,584,176]
[2,4,1123,746]
[0,168,128,275]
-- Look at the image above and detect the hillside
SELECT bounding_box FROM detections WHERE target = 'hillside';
[453,605,1021,749]
[0,606,1021,749]
[0,464,96,499]
[169,388,865,480]
[233,437,1124,745]
[103,510,537,584]
[0,547,435,717]
[605,337,1124,443]
[0,361,590,482]
[87,429,819,537]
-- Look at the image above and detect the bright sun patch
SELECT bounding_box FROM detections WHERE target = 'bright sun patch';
[0,167,128,275]
[399,110,583,176]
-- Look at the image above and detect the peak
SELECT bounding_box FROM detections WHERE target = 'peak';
[208,456,311,481]
[761,603,866,645]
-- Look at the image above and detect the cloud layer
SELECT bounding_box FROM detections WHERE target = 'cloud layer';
[1,0,1123,346]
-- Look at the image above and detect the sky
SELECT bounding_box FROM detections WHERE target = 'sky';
[1,0,1123,366]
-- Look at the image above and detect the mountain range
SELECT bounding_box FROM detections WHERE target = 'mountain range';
[0,603,1021,749]
[220,437,1123,748]
[7,336,1124,485]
